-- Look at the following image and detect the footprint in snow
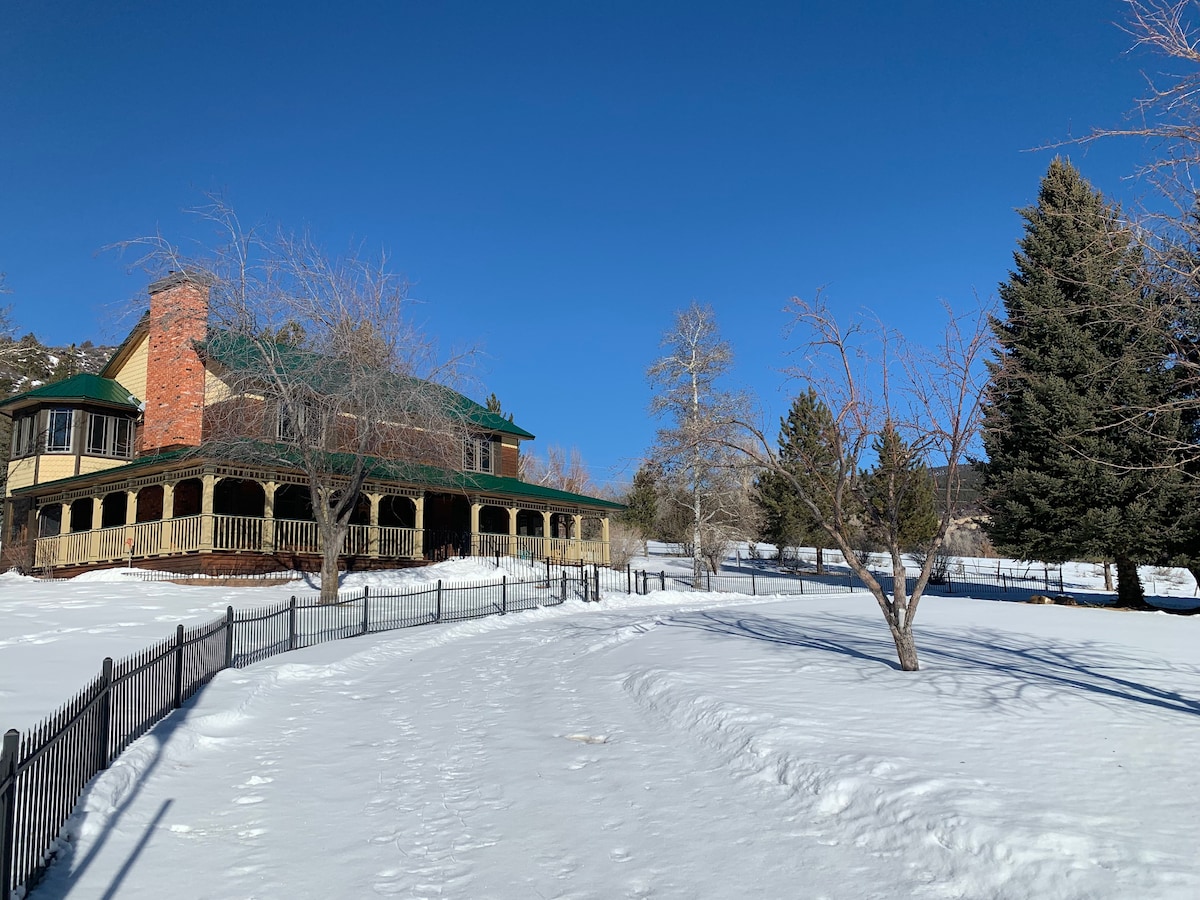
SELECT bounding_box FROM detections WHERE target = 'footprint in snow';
[564,733,609,744]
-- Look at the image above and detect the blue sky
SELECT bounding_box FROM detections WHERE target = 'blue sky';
[0,1,1160,487]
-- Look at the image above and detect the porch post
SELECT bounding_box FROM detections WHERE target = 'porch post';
[89,495,104,563]
[263,480,277,553]
[124,489,138,563]
[508,506,518,558]
[368,493,381,557]
[469,499,481,556]
[200,473,216,551]
[571,513,583,563]
[413,493,425,559]
[159,482,175,554]
[58,500,71,566]
[601,515,611,565]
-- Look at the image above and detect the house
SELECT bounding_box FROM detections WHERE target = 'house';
[1,273,620,575]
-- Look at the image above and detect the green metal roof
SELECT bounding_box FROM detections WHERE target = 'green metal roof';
[14,445,623,510]
[198,331,535,440]
[0,373,140,414]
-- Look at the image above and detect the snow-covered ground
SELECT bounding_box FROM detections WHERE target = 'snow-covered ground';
[4,555,1200,898]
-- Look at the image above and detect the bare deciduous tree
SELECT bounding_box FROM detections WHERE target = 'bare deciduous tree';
[734,295,992,671]
[119,201,471,601]
[519,443,593,495]
[648,303,756,578]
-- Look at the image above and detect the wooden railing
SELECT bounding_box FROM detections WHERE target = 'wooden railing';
[32,517,607,569]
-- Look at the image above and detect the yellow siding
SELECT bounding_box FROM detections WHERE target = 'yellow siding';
[77,455,130,477]
[107,333,149,402]
[5,457,37,496]
[33,456,76,484]
[205,368,234,404]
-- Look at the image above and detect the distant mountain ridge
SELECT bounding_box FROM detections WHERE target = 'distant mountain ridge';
[0,335,114,398]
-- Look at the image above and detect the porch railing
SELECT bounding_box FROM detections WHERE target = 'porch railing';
[30,516,606,569]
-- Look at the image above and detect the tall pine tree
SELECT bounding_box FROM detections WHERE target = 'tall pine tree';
[863,422,937,553]
[757,389,840,572]
[982,158,1182,608]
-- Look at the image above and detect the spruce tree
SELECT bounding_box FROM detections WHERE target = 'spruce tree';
[757,389,840,572]
[982,158,1182,608]
[863,422,937,553]
[619,463,660,537]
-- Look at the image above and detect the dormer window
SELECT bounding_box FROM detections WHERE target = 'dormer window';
[463,435,494,474]
[45,408,74,453]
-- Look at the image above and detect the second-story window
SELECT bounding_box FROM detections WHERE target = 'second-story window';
[463,435,494,474]
[10,413,36,458]
[45,408,73,453]
[86,413,133,458]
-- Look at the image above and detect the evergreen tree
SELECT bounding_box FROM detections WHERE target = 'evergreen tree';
[863,423,937,553]
[619,463,660,537]
[982,158,1182,608]
[485,391,514,422]
[757,389,840,572]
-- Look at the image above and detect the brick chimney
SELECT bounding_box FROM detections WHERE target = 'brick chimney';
[142,272,210,453]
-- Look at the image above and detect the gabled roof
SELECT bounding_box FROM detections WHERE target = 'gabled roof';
[0,373,140,415]
[198,331,535,440]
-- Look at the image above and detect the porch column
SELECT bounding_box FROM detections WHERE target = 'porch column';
[367,493,381,557]
[542,509,552,538]
[124,489,138,564]
[601,515,611,564]
[571,513,583,563]
[159,482,175,554]
[89,495,104,563]
[263,480,277,553]
[508,506,518,558]
[470,499,481,556]
[200,473,216,551]
[413,493,425,559]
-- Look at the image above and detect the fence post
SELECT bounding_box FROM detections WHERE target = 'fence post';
[1059,569,1065,594]
[436,580,442,622]
[627,564,632,594]
[1,728,18,900]
[97,657,113,771]
[288,598,298,651]
[706,570,711,591]
[545,557,550,585]
[561,570,567,601]
[173,624,185,710]
[224,606,235,668]
[751,570,756,595]
[362,585,370,636]
[594,567,600,601]
[660,570,666,591]
[501,576,507,615]
[1001,573,1007,593]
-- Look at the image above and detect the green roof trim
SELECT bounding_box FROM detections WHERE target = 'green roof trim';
[198,331,535,440]
[0,373,141,413]
[14,445,623,511]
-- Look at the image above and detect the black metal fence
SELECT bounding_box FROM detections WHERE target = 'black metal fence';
[0,567,592,900]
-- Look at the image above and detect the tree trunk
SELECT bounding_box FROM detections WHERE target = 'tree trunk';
[319,528,345,604]
[1114,555,1147,609]
[890,624,920,671]
[815,546,824,575]
[1103,560,1113,593]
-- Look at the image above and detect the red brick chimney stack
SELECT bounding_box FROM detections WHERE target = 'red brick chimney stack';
[142,272,210,453]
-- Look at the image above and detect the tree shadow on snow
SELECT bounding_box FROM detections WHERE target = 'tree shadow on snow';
[668,610,1200,719]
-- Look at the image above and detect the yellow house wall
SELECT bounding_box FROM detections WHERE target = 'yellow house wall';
[5,457,37,496]
[3,454,130,498]
[106,333,149,402]
[204,368,234,404]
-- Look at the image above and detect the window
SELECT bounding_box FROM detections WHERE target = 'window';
[463,435,494,474]
[10,413,36,458]
[86,413,133,458]
[278,400,313,442]
[45,409,73,453]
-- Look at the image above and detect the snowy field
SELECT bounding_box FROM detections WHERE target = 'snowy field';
[3,556,1200,898]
